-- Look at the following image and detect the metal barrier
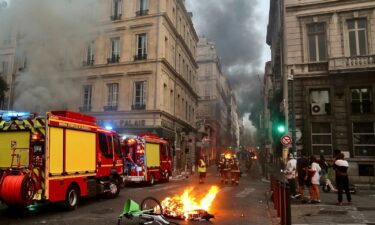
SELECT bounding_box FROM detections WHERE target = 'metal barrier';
[270,175,291,225]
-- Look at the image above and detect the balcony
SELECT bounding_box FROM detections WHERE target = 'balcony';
[103,105,118,111]
[82,59,94,66]
[134,54,147,61]
[110,14,122,21]
[329,55,375,73]
[79,106,92,112]
[136,9,149,16]
[131,104,146,110]
[308,62,328,72]
[107,55,120,64]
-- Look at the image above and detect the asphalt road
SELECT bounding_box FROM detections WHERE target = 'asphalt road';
[0,162,272,225]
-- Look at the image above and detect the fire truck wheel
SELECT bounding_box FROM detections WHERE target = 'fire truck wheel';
[148,174,155,186]
[106,179,120,199]
[64,184,79,211]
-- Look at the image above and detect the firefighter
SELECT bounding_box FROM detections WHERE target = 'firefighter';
[198,156,207,184]
[230,155,241,185]
[219,154,231,184]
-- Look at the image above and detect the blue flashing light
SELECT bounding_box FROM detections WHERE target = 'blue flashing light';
[105,126,113,130]
[1,111,32,120]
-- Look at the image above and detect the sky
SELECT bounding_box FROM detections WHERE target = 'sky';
[185,0,271,128]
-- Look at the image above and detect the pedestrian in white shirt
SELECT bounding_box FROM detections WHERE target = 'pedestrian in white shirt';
[285,153,298,198]
[308,155,321,203]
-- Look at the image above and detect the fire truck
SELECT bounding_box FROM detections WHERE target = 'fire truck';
[122,133,172,185]
[0,111,123,210]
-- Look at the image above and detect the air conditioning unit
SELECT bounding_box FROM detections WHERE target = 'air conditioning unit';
[311,103,327,115]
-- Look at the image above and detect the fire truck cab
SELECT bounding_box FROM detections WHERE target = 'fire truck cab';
[122,133,172,185]
[0,111,123,210]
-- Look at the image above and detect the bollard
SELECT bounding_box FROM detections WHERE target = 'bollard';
[280,182,285,225]
[285,183,291,225]
[278,181,282,217]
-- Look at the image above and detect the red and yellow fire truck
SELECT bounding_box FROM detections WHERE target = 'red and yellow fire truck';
[122,133,172,185]
[0,111,123,210]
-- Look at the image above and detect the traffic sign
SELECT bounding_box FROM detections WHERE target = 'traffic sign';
[281,135,292,146]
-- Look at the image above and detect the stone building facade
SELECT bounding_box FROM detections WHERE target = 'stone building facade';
[196,38,240,163]
[267,0,375,183]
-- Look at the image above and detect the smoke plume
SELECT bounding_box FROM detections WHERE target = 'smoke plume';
[0,0,101,113]
[186,0,269,126]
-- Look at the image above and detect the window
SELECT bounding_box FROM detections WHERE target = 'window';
[99,133,112,158]
[81,85,92,112]
[205,65,212,78]
[105,83,118,111]
[1,61,8,78]
[311,122,332,155]
[132,81,147,110]
[347,19,367,56]
[307,23,327,62]
[358,164,374,176]
[85,41,95,66]
[108,37,120,63]
[136,0,149,16]
[353,122,375,156]
[135,33,147,60]
[310,89,330,115]
[351,88,372,114]
[111,0,122,20]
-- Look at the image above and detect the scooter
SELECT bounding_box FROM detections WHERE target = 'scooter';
[322,177,357,194]
[117,197,179,225]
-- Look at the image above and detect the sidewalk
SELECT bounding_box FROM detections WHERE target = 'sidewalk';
[267,186,375,225]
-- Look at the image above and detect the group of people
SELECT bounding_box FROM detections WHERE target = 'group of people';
[285,150,351,205]
[217,153,241,185]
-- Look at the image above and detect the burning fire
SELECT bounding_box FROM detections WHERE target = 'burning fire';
[161,186,219,220]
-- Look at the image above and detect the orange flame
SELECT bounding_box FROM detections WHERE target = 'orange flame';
[161,186,219,219]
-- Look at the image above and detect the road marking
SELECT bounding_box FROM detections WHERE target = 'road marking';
[235,188,255,198]
[148,184,180,192]
[220,186,233,193]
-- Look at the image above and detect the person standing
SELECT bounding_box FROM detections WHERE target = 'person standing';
[230,155,241,185]
[309,155,321,203]
[334,153,351,205]
[198,156,207,184]
[297,154,309,203]
[285,153,298,198]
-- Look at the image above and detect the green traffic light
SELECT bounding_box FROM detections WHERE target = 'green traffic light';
[277,125,286,133]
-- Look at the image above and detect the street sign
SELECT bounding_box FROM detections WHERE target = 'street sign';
[281,135,292,146]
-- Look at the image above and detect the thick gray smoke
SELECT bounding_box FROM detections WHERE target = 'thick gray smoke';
[186,0,268,124]
[0,0,101,113]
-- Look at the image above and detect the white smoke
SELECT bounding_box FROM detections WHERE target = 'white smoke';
[0,0,102,113]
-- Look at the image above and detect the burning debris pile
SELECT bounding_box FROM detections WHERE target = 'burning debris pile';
[160,186,218,221]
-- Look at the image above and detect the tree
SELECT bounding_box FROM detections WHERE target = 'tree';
[0,76,9,108]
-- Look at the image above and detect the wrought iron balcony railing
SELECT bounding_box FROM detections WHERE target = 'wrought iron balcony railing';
[103,105,118,111]
[131,104,146,110]
[134,54,147,61]
[136,9,149,16]
[110,14,122,21]
[107,55,120,63]
[82,59,94,66]
[79,106,92,112]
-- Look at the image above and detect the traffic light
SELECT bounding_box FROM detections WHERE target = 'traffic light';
[277,124,286,134]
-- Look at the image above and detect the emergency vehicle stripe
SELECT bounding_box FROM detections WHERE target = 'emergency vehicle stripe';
[48,173,96,180]
[16,120,25,129]
[24,120,36,133]
[0,120,5,127]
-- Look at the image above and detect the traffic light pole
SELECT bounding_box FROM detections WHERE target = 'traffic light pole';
[290,76,296,156]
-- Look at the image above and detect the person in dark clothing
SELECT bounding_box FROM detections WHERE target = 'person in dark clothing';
[334,153,351,205]
[297,154,309,202]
